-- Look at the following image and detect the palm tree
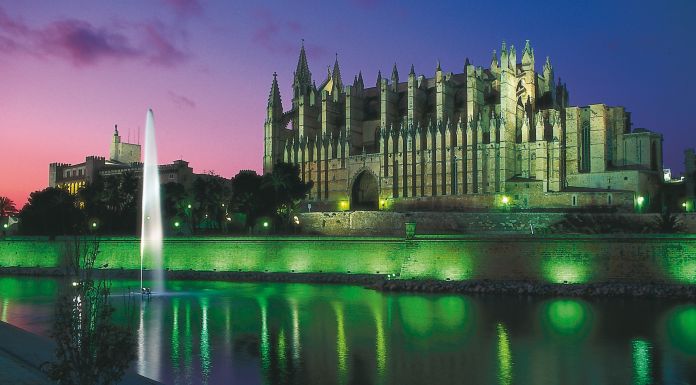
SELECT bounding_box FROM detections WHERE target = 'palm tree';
[0,196,18,217]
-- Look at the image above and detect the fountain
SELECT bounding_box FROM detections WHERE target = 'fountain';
[140,108,164,294]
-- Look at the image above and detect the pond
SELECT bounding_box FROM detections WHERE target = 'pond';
[0,277,694,385]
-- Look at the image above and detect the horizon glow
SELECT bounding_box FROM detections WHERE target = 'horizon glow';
[1,1,695,206]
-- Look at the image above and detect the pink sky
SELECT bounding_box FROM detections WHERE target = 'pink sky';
[2,0,694,207]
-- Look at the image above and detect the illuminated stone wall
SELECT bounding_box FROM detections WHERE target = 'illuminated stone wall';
[0,235,694,284]
[299,212,696,236]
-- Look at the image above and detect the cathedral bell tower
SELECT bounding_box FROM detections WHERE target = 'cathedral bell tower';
[264,72,283,174]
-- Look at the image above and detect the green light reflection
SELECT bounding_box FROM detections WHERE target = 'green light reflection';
[497,323,512,385]
[183,301,192,382]
[171,299,180,374]
[665,305,696,355]
[333,302,348,385]
[200,297,211,383]
[541,299,593,340]
[1,299,8,322]
[290,300,301,363]
[259,298,270,379]
[632,339,652,385]
[370,300,387,384]
[398,296,433,337]
[278,328,287,376]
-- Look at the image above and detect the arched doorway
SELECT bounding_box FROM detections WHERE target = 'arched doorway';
[351,171,378,210]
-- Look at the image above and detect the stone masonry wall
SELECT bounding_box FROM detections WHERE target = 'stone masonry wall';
[0,235,694,285]
[298,212,696,236]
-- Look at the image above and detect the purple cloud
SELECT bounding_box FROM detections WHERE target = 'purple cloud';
[39,20,140,65]
[160,0,203,16]
[251,8,326,59]
[169,91,196,108]
[142,23,187,66]
[0,6,187,67]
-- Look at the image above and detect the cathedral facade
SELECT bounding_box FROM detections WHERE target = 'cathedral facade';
[264,41,663,211]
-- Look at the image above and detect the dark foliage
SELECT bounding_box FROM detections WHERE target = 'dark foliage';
[19,187,85,236]
[260,162,313,229]
[549,212,685,234]
[0,196,18,217]
[231,171,263,229]
[47,238,136,385]
[190,173,232,233]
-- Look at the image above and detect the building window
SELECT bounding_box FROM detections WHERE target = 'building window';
[580,121,591,172]
[169,174,175,179]
[572,195,578,207]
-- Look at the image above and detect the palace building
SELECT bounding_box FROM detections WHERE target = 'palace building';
[49,126,194,194]
[264,41,664,211]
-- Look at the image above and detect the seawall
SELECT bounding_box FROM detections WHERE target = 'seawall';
[298,211,696,236]
[1,235,694,285]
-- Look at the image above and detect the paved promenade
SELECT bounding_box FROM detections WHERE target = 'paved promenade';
[0,320,161,385]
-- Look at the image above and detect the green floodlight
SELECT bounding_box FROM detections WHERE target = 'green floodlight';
[187,204,192,209]
[501,196,510,204]
[636,196,645,206]
[263,221,269,228]
[174,221,180,228]
[91,222,97,228]
[2,223,7,229]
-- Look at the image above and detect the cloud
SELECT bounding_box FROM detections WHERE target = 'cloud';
[39,20,140,65]
[169,91,196,109]
[349,0,380,9]
[160,0,203,16]
[0,6,188,67]
[250,7,326,59]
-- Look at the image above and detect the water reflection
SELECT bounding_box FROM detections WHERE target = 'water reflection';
[541,299,593,341]
[289,299,300,363]
[332,301,348,385]
[201,297,211,384]
[496,323,512,385]
[1,277,695,385]
[632,339,651,385]
[1,298,8,322]
[370,298,386,383]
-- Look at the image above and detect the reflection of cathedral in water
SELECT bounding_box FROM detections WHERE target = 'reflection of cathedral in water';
[264,41,663,211]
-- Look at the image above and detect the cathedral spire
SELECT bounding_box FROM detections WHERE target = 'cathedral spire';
[391,63,399,91]
[293,40,312,97]
[500,41,508,70]
[409,64,415,76]
[357,71,364,90]
[490,50,498,70]
[268,72,283,115]
[332,53,343,91]
[376,70,382,87]
[522,39,534,70]
[436,59,441,72]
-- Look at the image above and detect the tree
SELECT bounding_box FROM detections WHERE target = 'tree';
[0,196,18,217]
[260,162,312,229]
[231,170,263,229]
[19,188,85,236]
[162,182,190,232]
[47,238,136,385]
[191,173,231,232]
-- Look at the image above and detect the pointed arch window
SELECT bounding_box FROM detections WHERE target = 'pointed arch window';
[580,121,591,172]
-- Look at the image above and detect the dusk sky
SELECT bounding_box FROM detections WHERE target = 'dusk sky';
[1,0,694,206]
